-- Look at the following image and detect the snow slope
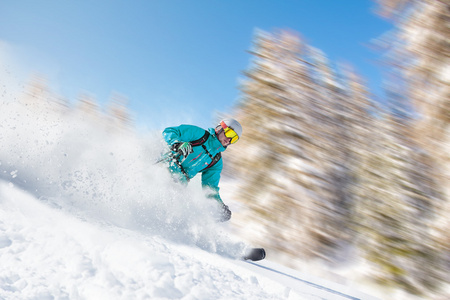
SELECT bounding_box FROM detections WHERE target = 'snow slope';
[0,182,378,300]
[0,84,379,299]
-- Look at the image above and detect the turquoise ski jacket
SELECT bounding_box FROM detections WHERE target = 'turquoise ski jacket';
[162,124,226,204]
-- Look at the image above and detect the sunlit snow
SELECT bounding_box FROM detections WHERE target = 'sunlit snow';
[0,80,378,299]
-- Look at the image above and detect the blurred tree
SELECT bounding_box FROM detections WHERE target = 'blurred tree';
[376,0,449,199]
[226,30,312,258]
[21,74,70,114]
[227,30,373,264]
[75,93,100,120]
[352,113,443,296]
[375,0,450,296]
[106,92,134,131]
[228,21,447,297]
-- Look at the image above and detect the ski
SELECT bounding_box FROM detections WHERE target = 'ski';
[243,248,266,261]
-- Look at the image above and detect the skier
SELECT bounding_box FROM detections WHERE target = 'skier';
[162,118,242,222]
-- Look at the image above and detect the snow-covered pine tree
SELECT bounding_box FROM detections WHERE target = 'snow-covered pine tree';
[227,30,372,264]
[105,92,134,131]
[226,30,316,259]
[352,112,444,297]
[373,0,450,296]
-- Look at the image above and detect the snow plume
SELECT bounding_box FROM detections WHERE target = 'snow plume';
[0,81,244,258]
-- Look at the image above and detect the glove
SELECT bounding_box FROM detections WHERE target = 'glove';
[218,204,232,222]
[171,142,193,157]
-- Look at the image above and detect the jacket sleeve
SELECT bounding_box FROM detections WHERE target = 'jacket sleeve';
[162,125,206,146]
[201,158,224,204]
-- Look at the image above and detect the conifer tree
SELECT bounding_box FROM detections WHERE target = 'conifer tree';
[352,113,443,296]
[228,30,373,262]
[373,0,450,296]
[376,0,449,202]
[227,30,312,257]
[106,92,134,131]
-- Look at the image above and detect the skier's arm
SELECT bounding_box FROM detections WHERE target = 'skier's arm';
[201,160,232,221]
[201,159,224,204]
[162,125,205,146]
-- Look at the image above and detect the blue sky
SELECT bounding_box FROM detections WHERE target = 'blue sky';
[0,0,392,130]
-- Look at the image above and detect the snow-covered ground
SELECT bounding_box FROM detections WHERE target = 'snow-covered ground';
[0,81,380,299]
[0,182,378,299]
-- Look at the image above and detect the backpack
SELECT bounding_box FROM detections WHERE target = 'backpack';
[190,130,222,172]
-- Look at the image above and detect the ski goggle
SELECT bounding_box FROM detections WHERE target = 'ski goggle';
[220,121,239,144]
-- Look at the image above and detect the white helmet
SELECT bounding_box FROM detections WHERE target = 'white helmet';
[218,118,243,144]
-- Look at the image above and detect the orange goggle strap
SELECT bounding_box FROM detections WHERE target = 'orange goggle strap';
[220,121,239,144]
